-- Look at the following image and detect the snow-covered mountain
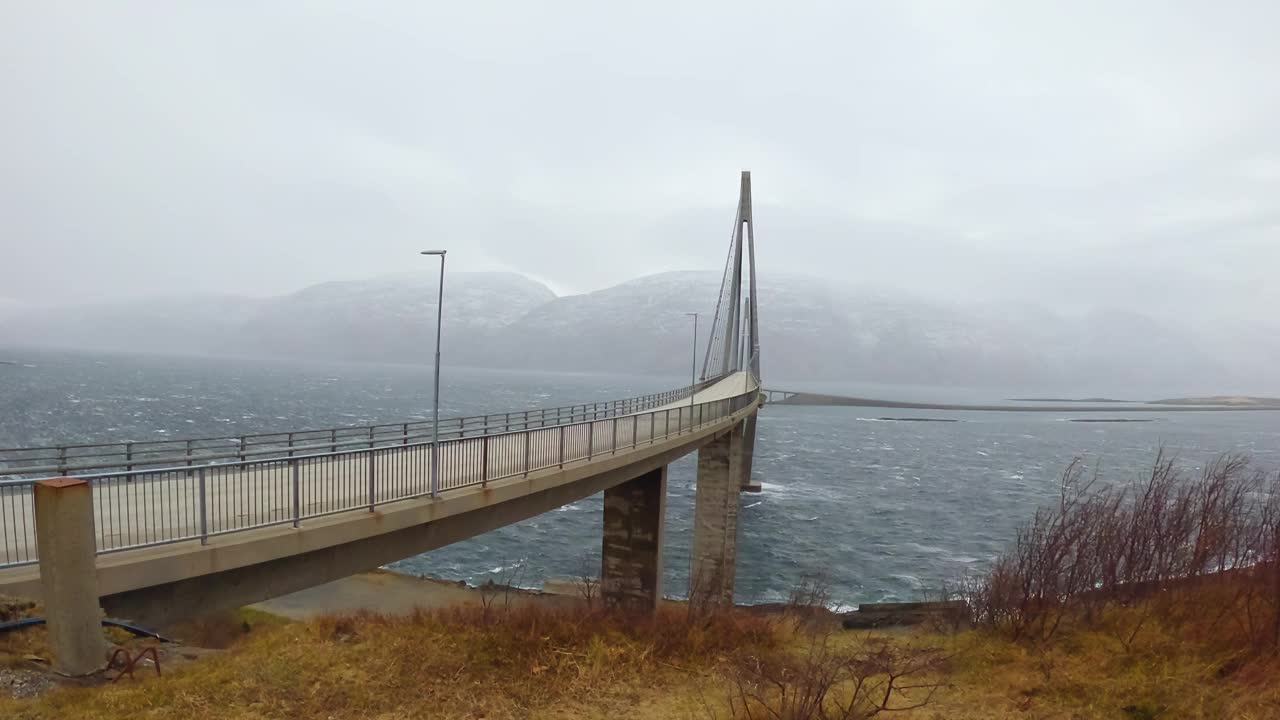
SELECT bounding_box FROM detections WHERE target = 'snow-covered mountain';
[492,272,1229,390]
[237,272,554,364]
[0,270,1259,391]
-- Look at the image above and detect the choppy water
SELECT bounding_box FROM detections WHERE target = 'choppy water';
[3,347,1279,606]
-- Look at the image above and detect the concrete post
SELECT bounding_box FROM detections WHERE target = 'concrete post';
[690,421,745,607]
[740,413,761,493]
[601,466,667,612]
[33,477,105,676]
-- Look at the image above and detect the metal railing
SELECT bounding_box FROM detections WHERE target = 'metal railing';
[0,378,724,479]
[0,386,760,568]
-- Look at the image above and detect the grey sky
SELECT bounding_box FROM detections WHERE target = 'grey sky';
[3,1,1277,331]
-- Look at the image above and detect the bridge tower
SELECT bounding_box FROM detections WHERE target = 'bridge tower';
[689,170,761,608]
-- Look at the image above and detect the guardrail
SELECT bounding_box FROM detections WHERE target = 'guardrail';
[0,386,760,568]
[0,378,724,478]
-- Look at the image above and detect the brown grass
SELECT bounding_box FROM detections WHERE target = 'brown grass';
[0,602,778,720]
[3,594,1280,718]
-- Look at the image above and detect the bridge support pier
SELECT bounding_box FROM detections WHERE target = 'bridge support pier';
[740,414,761,493]
[690,420,747,607]
[34,478,105,676]
[601,466,667,612]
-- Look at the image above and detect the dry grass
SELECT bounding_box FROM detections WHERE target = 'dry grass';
[0,602,777,720]
[926,610,1280,720]
[1,597,1278,718]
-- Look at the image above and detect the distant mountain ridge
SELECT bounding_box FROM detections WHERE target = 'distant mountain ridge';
[0,270,1266,391]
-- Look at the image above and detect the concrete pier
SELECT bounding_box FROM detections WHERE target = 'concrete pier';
[690,422,745,606]
[601,466,667,612]
[34,478,105,676]
[740,413,761,492]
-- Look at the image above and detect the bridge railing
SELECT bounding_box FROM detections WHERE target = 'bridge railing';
[0,387,760,568]
[0,377,725,479]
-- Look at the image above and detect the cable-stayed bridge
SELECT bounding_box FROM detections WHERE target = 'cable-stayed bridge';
[0,172,765,675]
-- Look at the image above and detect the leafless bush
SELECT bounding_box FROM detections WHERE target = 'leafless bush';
[969,451,1280,655]
[576,552,601,609]
[788,572,833,612]
[712,631,948,720]
[479,558,528,622]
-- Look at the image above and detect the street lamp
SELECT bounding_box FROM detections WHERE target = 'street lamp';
[684,312,698,410]
[421,250,447,496]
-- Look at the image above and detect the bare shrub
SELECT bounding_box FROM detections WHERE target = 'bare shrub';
[479,558,528,622]
[971,451,1280,657]
[575,552,601,609]
[713,630,947,720]
[780,572,835,631]
[788,572,832,612]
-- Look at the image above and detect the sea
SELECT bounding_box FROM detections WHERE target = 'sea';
[3,347,1279,608]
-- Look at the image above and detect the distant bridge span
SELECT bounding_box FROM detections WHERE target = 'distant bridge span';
[762,389,1280,413]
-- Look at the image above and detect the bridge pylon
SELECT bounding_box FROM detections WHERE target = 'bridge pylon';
[688,171,762,608]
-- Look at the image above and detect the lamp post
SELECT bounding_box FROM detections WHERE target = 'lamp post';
[684,312,698,410]
[421,250,447,496]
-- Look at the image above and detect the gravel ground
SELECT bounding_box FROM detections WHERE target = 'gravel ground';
[0,667,56,699]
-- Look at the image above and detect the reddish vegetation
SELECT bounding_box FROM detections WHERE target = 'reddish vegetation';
[964,452,1280,656]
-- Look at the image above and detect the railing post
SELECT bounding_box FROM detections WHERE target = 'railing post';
[330,429,337,453]
[368,426,374,449]
[402,423,409,446]
[238,437,245,462]
[481,435,489,486]
[291,460,300,528]
[633,415,639,448]
[611,417,618,455]
[57,446,66,476]
[185,439,193,467]
[588,420,594,460]
[368,451,376,511]
[198,467,208,545]
[125,442,134,472]
[287,432,294,458]
[558,425,565,468]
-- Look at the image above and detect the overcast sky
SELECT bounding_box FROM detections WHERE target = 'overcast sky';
[3,1,1277,329]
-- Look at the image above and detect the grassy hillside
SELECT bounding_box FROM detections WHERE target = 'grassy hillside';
[2,598,1278,719]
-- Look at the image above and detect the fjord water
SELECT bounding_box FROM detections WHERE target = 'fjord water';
[3,348,1279,606]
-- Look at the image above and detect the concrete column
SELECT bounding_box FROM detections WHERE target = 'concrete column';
[601,466,667,612]
[740,412,761,493]
[34,477,104,676]
[690,421,745,607]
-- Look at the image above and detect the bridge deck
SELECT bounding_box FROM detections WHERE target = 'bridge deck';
[0,375,759,572]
